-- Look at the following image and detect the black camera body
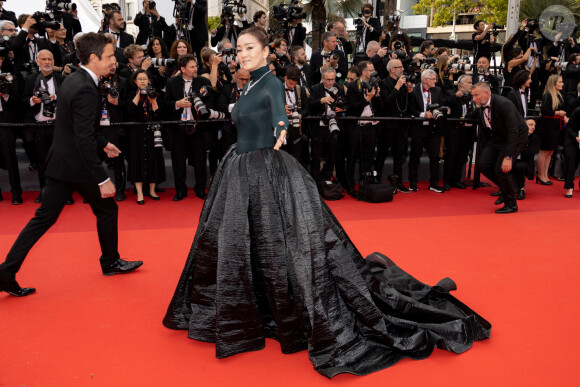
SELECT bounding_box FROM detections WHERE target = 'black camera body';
[321,51,339,61]
[362,71,380,93]
[185,86,224,120]
[0,73,15,94]
[222,0,246,18]
[34,85,56,118]
[149,1,157,10]
[325,86,346,111]
[387,49,406,60]
[140,84,159,99]
[272,0,306,23]
[100,80,119,99]
[426,103,450,120]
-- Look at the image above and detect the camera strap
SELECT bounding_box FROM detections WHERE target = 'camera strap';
[295,85,302,134]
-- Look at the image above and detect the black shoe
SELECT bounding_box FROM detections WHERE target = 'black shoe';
[195,190,207,200]
[0,280,36,297]
[137,199,145,205]
[443,184,451,191]
[34,192,42,203]
[149,194,161,201]
[12,194,23,205]
[428,184,445,193]
[450,182,466,189]
[555,176,566,182]
[409,183,418,192]
[101,258,143,276]
[490,190,502,197]
[516,190,525,200]
[396,183,410,193]
[495,196,504,205]
[173,191,187,201]
[495,204,518,214]
[116,191,126,202]
[536,176,553,185]
[65,197,75,205]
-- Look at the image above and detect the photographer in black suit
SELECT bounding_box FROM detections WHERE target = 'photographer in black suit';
[354,3,381,54]
[280,66,309,162]
[330,21,353,56]
[286,18,306,48]
[0,33,143,297]
[565,81,580,115]
[290,46,312,88]
[183,0,209,65]
[310,31,347,85]
[472,82,528,214]
[134,0,168,46]
[472,57,500,95]
[210,11,249,48]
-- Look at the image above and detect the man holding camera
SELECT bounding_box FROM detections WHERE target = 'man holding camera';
[183,0,209,65]
[286,17,306,49]
[345,61,383,197]
[135,0,168,46]
[408,69,445,193]
[472,20,496,62]
[164,54,217,201]
[310,31,347,85]
[330,21,352,57]
[355,3,381,54]
[563,53,580,94]
[376,59,412,192]
[280,66,309,162]
[210,10,249,48]
[12,14,62,76]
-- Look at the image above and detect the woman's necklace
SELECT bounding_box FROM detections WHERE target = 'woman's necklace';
[244,70,270,96]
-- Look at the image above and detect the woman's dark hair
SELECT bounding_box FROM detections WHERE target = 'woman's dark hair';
[146,37,169,58]
[76,32,112,65]
[130,69,151,85]
[508,47,523,62]
[238,26,269,48]
[169,39,192,60]
[512,69,531,89]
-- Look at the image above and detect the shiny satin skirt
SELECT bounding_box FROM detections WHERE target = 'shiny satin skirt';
[163,146,491,378]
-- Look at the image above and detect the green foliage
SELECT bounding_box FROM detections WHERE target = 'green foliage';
[208,16,221,32]
[478,0,509,24]
[520,0,580,20]
[413,0,508,26]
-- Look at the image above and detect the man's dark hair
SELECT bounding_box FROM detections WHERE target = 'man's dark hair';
[362,3,374,12]
[76,32,112,65]
[512,69,531,89]
[473,20,484,30]
[347,65,361,77]
[253,10,266,23]
[17,14,29,28]
[326,22,334,31]
[358,61,371,71]
[178,54,197,71]
[419,40,434,54]
[109,10,122,25]
[290,45,304,59]
[285,66,300,82]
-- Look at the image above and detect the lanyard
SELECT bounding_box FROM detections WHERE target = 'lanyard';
[285,88,296,105]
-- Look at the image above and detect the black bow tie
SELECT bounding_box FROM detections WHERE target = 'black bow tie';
[43,73,53,81]
[26,38,35,43]
[482,105,490,109]
[285,88,294,92]
[520,90,526,94]
[112,32,120,36]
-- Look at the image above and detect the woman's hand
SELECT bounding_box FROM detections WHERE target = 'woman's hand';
[274,126,287,151]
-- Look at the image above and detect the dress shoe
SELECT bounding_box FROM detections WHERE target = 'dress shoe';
[12,194,23,205]
[116,190,126,201]
[565,189,573,198]
[173,191,187,201]
[396,183,410,193]
[536,176,553,185]
[137,197,145,205]
[495,204,518,214]
[65,197,75,205]
[149,194,161,201]
[490,190,502,197]
[494,196,504,205]
[195,190,207,200]
[516,190,525,200]
[0,280,36,297]
[450,182,466,189]
[555,176,565,182]
[443,184,451,191]
[428,184,445,193]
[409,183,418,192]
[101,258,143,276]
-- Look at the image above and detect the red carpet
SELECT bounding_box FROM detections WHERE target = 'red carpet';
[1,180,579,386]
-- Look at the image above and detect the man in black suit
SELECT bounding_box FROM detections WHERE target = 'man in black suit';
[330,21,353,56]
[408,69,446,193]
[563,54,580,94]
[505,69,531,118]
[280,66,310,162]
[210,12,249,48]
[286,18,306,48]
[0,33,143,297]
[310,31,348,85]
[565,81,580,115]
[473,82,528,213]
[354,3,381,54]
[472,57,500,95]
[184,0,209,65]
[0,1,16,25]
[164,54,217,201]
[290,46,312,88]
[134,0,168,46]
[105,10,134,50]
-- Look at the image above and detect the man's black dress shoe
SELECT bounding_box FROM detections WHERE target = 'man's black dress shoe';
[173,191,187,201]
[495,197,504,205]
[0,191,3,201]
[12,194,23,205]
[347,189,357,198]
[516,190,525,200]
[102,258,143,276]
[495,204,518,214]
[34,192,43,203]
[116,191,126,202]
[490,190,502,197]
[450,182,466,189]
[195,190,207,200]
[0,280,36,297]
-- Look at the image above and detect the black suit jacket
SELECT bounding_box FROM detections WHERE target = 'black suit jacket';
[380,76,411,129]
[337,37,353,56]
[281,82,309,141]
[356,17,381,52]
[134,12,169,46]
[164,25,178,49]
[565,91,580,115]
[11,30,63,72]
[291,64,312,89]
[0,8,16,25]
[506,88,528,118]
[310,49,348,85]
[44,68,109,185]
[185,0,208,45]
[286,24,306,48]
[22,72,65,122]
[62,12,82,42]
[409,83,443,131]
[100,30,135,50]
[210,21,249,47]
[163,75,215,126]
[472,73,500,95]
[477,94,528,158]
[308,82,346,136]
[345,79,383,130]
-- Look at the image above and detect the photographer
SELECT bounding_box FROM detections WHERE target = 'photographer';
[472,20,496,62]
[310,31,347,85]
[345,61,383,197]
[563,53,580,94]
[12,14,62,75]
[435,54,459,92]
[119,44,163,93]
[506,70,532,118]
[126,69,165,205]
[518,19,543,108]
[472,57,500,95]
[504,47,536,91]
[330,21,352,56]
[22,49,65,204]
[308,67,346,185]
[99,2,120,33]
[54,24,74,71]
[0,1,16,25]
[164,54,217,201]
[408,69,445,193]
[548,32,580,67]
[210,11,249,48]
[216,67,250,160]
[134,0,169,47]
[145,37,171,83]
[565,81,580,115]
[0,54,23,204]
[286,17,306,49]
[354,3,381,54]
[376,59,413,192]
[354,40,388,80]
[290,45,311,88]
[200,47,232,92]
[0,20,16,73]
[105,10,134,49]
[442,75,476,191]
[279,67,309,162]
[182,0,209,65]
[252,10,268,33]
[268,38,292,78]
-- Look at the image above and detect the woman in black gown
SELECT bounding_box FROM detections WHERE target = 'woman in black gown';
[163,27,491,378]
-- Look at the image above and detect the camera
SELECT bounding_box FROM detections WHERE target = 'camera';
[325,86,347,111]
[32,11,61,30]
[362,71,380,92]
[149,122,163,148]
[173,0,191,25]
[527,18,539,31]
[491,23,504,29]
[100,80,119,99]
[102,3,120,12]
[386,14,401,23]
[272,0,306,22]
[34,86,56,118]
[222,0,247,16]
[150,58,176,67]
[288,104,300,129]
[0,73,15,94]
[0,38,10,58]
[426,103,450,120]
[149,1,156,9]
[186,86,225,120]
[459,92,472,105]
[451,63,473,72]
[221,47,236,65]
[326,111,340,135]
[321,51,339,61]
[140,85,159,99]
[393,40,404,50]
[386,49,406,60]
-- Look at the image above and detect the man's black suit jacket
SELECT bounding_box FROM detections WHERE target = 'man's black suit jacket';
[62,12,82,42]
[380,76,410,129]
[134,12,169,46]
[345,79,383,131]
[210,21,249,47]
[185,0,209,45]
[477,94,528,158]
[280,82,309,141]
[565,90,580,115]
[356,18,381,52]
[506,88,528,118]
[337,37,353,56]
[290,64,312,88]
[44,68,109,185]
[0,7,16,25]
[472,73,500,95]
[11,30,63,72]
[286,24,306,48]
[409,83,443,130]
[310,49,348,85]
[163,75,215,127]
[22,72,65,122]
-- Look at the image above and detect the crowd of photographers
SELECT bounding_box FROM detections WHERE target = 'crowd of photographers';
[1,1,580,206]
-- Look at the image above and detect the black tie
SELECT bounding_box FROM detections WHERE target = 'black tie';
[44,73,53,81]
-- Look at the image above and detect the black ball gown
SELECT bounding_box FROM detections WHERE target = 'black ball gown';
[163,65,491,378]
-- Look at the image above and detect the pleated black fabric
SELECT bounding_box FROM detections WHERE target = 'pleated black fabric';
[163,146,491,378]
